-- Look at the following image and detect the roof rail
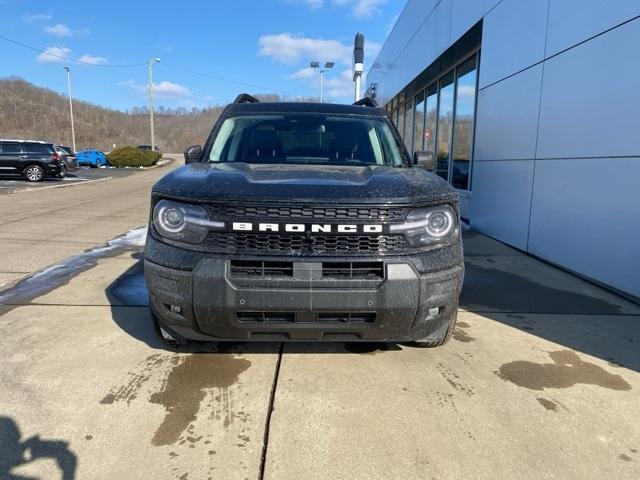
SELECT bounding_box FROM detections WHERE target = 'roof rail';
[233,93,260,104]
[352,97,378,107]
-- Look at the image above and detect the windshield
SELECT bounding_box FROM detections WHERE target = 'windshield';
[207,113,405,166]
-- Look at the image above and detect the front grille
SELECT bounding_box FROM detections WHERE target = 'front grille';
[206,204,408,222]
[207,232,408,256]
[230,260,294,277]
[236,311,376,324]
[229,260,384,279]
[321,262,384,279]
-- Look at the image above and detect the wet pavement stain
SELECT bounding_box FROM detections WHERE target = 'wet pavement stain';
[619,454,632,462]
[100,354,165,404]
[149,353,251,447]
[436,363,475,397]
[498,350,632,391]
[453,321,474,343]
[536,398,559,411]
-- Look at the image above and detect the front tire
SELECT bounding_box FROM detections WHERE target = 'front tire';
[57,165,67,178]
[24,165,45,182]
[414,307,458,348]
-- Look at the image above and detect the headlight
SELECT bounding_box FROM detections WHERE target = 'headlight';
[153,200,219,244]
[390,205,457,246]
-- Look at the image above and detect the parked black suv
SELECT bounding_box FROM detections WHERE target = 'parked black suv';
[54,145,79,175]
[0,140,66,181]
[145,95,464,346]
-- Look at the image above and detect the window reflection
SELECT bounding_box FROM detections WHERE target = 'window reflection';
[404,102,413,151]
[413,93,425,153]
[436,72,454,181]
[452,57,476,190]
[425,83,437,159]
[386,52,478,191]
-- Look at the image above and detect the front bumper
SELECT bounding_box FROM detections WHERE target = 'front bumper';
[145,254,463,342]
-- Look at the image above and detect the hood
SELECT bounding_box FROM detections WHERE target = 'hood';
[152,162,458,205]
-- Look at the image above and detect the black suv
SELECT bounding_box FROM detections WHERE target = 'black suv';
[145,95,464,347]
[0,140,66,181]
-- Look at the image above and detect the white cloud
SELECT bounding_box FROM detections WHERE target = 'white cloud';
[260,33,382,102]
[333,0,386,18]
[44,23,74,37]
[36,46,71,63]
[119,80,191,98]
[24,12,52,24]
[78,54,108,65]
[258,33,352,65]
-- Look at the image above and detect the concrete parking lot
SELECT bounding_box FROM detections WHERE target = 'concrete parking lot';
[0,167,639,480]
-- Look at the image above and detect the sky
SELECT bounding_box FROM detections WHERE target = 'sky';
[0,0,405,111]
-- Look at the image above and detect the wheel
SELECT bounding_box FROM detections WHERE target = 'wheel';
[57,165,67,178]
[24,165,45,182]
[150,305,191,348]
[414,307,458,348]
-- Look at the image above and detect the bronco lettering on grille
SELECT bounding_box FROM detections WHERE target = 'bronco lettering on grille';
[232,222,383,234]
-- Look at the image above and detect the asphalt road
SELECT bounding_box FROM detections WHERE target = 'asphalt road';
[0,157,178,287]
[0,165,639,480]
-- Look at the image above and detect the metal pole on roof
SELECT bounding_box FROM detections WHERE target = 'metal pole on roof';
[63,66,76,152]
[148,58,160,150]
[353,33,365,102]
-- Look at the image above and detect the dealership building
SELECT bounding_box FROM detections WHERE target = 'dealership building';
[367,0,640,299]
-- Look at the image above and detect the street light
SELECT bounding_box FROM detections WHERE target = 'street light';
[147,58,161,150]
[310,61,335,103]
[63,66,76,152]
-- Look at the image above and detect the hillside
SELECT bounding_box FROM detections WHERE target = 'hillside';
[0,77,224,152]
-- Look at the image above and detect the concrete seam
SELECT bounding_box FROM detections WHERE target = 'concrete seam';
[258,342,284,480]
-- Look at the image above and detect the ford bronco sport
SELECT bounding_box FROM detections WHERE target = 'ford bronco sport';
[144,94,464,347]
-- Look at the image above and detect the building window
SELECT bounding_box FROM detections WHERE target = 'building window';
[385,52,478,191]
[403,101,414,151]
[396,106,404,141]
[424,83,438,159]
[413,92,425,153]
[451,56,477,190]
[436,71,455,181]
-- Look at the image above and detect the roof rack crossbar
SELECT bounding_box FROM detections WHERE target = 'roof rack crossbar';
[352,97,378,107]
[234,93,260,104]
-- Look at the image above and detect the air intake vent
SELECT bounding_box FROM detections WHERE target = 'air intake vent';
[322,262,384,279]
[317,312,376,324]
[236,312,295,323]
[230,260,294,277]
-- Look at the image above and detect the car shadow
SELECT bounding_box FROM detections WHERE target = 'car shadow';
[105,254,403,355]
[0,415,77,480]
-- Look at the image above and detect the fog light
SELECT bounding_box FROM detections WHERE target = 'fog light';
[170,305,182,314]
[427,307,440,316]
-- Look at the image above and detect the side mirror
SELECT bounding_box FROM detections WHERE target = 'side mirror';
[413,150,436,171]
[184,145,202,164]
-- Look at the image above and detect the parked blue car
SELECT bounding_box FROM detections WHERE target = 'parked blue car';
[76,149,108,167]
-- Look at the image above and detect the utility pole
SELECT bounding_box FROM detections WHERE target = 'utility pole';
[148,58,161,150]
[63,66,76,152]
[310,61,335,103]
[353,33,365,102]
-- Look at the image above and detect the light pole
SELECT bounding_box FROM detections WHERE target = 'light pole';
[147,58,161,150]
[310,61,335,103]
[63,66,76,152]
